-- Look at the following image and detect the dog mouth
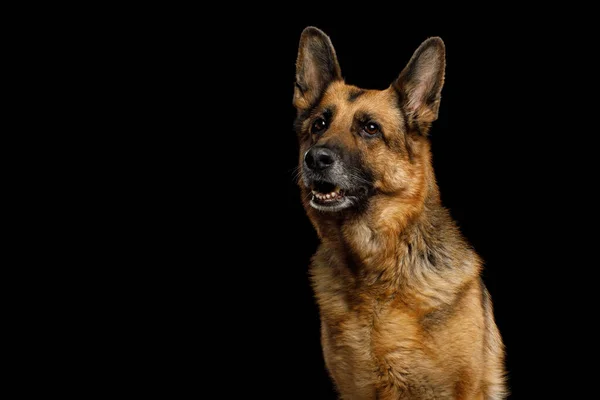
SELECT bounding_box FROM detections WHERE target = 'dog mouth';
[311,181,344,204]
[309,181,354,212]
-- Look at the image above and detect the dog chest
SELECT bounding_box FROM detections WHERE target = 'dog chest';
[318,296,459,399]
[312,261,461,398]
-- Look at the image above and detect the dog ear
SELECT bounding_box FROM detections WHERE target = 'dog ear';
[293,27,342,111]
[393,37,445,127]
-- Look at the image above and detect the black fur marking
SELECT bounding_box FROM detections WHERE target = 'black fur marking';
[480,277,490,314]
[295,82,306,95]
[340,234,362,276]
[480,277,491,349]
[426,250,437,267]
[322,106,335,122]
[398,108,414,163]
[354,111,374,125]
[348,89,365,102]
[422,281,472,329]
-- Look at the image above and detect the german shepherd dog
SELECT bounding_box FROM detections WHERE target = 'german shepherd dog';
[292,27,506,399]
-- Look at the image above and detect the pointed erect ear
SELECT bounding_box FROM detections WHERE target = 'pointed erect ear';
[393,37,446,127]
[293,27,342,111]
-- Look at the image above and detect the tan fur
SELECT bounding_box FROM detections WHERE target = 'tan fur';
[293,29,506,399]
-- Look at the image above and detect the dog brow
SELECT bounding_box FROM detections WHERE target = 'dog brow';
[354,110,374,123]
[348,89,365,103]
[322,105,336,119]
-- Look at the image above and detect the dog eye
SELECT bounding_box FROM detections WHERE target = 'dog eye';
[312,118,327,134]
[364,122,380,135]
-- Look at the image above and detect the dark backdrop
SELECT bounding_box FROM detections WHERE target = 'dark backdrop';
[124,9,596,399]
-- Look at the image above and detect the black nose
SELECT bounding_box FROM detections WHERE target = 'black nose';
[305,147,335,171]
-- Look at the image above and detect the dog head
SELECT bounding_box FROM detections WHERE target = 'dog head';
[293,27,445,214]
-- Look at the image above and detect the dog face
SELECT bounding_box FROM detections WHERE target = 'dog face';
[293,27,445,213]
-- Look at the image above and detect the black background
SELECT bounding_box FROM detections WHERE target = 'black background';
[123,8,597,399]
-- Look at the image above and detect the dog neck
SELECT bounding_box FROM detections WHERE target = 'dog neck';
[309,151,479,301]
